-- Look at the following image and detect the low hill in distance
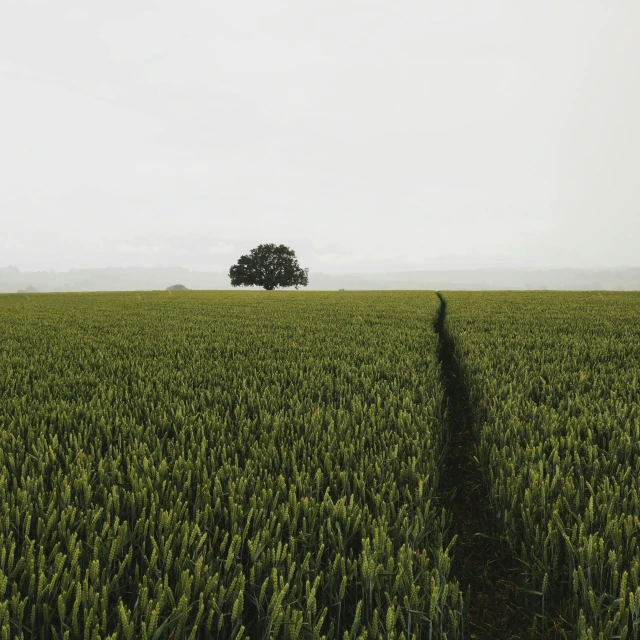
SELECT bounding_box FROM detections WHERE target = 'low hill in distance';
[1,265,640,293]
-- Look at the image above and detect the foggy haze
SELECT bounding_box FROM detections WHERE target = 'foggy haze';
[3,265,640,293]
[2,1,639,274]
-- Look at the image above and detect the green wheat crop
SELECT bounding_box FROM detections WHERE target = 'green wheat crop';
[0,291,462,640]
[444,291,640,639]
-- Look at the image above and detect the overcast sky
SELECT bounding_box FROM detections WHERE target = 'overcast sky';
[2,1,639,273]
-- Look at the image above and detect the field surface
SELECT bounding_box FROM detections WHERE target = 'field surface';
[445,292,640,639]
[1,290,639,639]
[0,292,461,640]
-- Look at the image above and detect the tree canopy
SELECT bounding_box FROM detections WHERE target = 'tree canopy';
[228,244,309,290]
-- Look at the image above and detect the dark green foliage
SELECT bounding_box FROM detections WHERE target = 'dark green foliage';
[229,244,309,290]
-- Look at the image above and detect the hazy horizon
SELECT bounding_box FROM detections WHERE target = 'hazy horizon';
[3,1,639,273]
[3,264,640,293]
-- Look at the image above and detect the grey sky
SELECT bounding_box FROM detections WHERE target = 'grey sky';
[2,1,639,273]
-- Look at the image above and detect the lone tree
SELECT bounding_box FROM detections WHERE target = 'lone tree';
[229,244,309,290]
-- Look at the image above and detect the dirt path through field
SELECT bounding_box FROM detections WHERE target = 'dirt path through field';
[434,292,531,640]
